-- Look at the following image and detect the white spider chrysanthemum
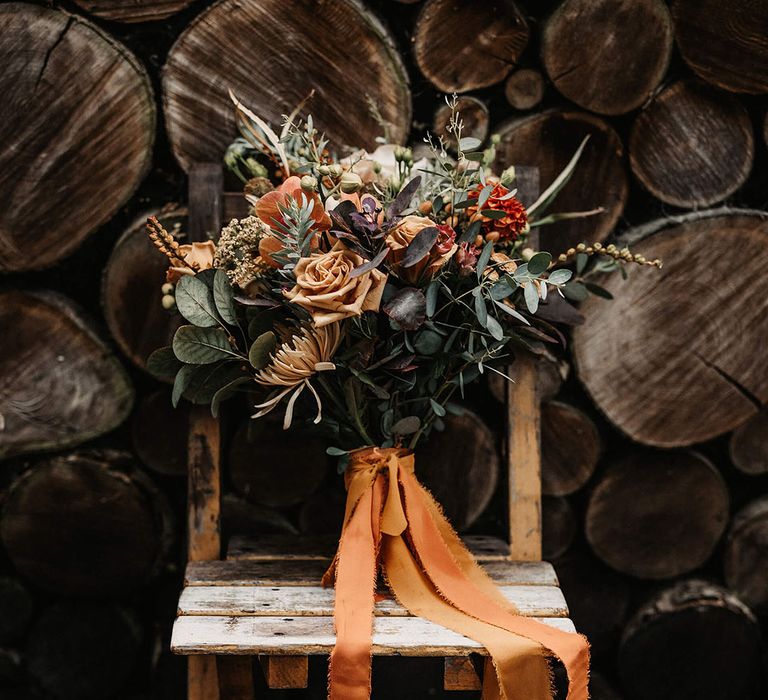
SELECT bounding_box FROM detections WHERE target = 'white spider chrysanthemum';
[252,322,342,429]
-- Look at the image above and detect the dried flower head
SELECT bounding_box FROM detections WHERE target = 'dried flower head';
[253,323,342,429]
[214,216,272,287]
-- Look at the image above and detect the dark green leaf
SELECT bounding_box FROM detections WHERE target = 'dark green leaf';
[480,209,507,220]
[576,252,589,275]
[490,279,516,300]
[474,293,488,327]
[527,252,552,275]
[211,376,251,417]
[485,315,504,341]
[563,281,589,302]
[173,325,238,364]
[493,299,530,325]
[248,331,277,369]
[175,275,219,327]
[429,398,446,417]
[402,227,439,268]
[547,268,572,285]
[146,346,181,379]
[425,280,439,318]
[477,184,493,209]
[179,363,248,406]
[476,241,493,279]
[585,282,614,299]
[213,269,237,325]
[524,283,539,313]
[414,329,443,355]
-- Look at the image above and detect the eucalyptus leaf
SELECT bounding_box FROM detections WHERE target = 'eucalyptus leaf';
[547,268,573,285]
[248,331,277,369]
[524,284,540,314]
[429,398,446,417]
[485,315,504,341]
[490,279,516,300]
[480,209,507,220]
[527,135,590,217]
[402,227,439,268]
[213,269,238,325]
[576,253,589,275]
[477,184,493,209]
[175,275,220,327]
[585,282,614,299]
[414,329,443,355]
[493,299,530,324]
[326,446,348,456]
[476,241,493,279]
[563,281,589,302]
[474,293,488,327]
[459,136,482,151]
[173,325,239,364]
[392,416,421,435]
[425,280,439,317]
[527,252,552,276]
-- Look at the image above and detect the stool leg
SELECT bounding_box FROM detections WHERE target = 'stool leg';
[217,656,255,699]
[444,656,482,691]
[189,656,219,700]
[259,655,309,688]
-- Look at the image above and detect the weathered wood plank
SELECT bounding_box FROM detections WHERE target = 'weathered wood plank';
[178,585,568,618]
[186,559,558,587]
[444,656,482,691]
[172,615,576,655]
[226,534,511,562]
[259,656,308,689]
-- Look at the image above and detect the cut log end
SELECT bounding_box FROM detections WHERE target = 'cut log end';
[724,496,768,613]
[0,4,155,271]
[729,407,768,475]
[504,69,545,111]
[586,451,729,579]
[71,0,195,23]
[413,0,528,92]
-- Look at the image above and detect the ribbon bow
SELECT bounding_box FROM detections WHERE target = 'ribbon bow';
[323,447,590,700]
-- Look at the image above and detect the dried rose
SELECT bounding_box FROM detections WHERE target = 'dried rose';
[166,241,216,283]
[385,215,457,284]
[285,242,387,327]
[467,183,528,242]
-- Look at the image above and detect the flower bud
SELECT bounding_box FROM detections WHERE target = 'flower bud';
[317,165,331,176]
[300,174,318,192]
[161,282,174,295]
[500,165,517,188]
[491,134,501,145]
[161,294,176,311]
[418,200,433,214]
[339,172,363,194]
[394,146,406,162]
[328,164,343,178]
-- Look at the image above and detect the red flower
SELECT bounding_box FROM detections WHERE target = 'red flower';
[435,223,457,254]
[467,183,528,242]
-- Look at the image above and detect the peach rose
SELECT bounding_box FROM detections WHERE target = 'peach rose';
[285,242,387,327]
[166,241,216,283]
[385,215,457,284]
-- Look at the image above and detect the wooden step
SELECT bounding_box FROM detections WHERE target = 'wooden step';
[186,558,560,587]
[171,614,576,656]
[226,533,512,562]
[178,584,568,618]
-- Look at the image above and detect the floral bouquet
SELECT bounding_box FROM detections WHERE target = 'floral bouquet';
[146,94,659,700]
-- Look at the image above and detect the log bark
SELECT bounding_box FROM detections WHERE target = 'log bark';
[413,0,528,92]
[541,400,600,496]
[416,410,500,532]
[554,551,631,654]
[724,496,768,614]
[542,496,575,561]
[671,0,768,94]
[1,450,173,597]
[0,290,133,459]
[228,419,329,509]
[629,80,754,208]
[573,210,768,447]
[26,602,142,700]
[504,69,545,111]
[585,451,729,579]
[541,0,672,115]
[132,390,189,476]
[729,407,768,475]
[0,577,33,645]
[71,0,195,23]
[494,111,627,254]
[619,580,763,700]
[0,4,155,272]
[102,207,186,373]
[163,0,411,172]
[432,96,489,147]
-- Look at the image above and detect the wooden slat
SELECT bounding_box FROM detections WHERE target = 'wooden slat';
[172,615,576,656]
[186,559,559,587]
[178,585,568,618]
[226,534,511,562]
[444,657,482,691]
[259,656,308,689]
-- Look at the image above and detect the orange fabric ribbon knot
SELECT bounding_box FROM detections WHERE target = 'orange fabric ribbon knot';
[323,447,590,700]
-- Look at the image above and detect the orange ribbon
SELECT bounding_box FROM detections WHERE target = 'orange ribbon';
[323,447,590,700]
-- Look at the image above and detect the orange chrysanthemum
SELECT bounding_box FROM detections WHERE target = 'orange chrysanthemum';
[467,183,528,242]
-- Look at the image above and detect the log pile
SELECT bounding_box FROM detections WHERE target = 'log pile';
[1,0,768,698]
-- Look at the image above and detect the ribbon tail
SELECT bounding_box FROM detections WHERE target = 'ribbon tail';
[382,535,551,700]
[398,468,590,700]
[327,479,382,700]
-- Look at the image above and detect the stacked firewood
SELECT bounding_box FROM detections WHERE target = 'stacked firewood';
[1,0,767,698]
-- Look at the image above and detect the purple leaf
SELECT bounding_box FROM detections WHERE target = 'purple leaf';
[350,247,390,278]
[386,176,422,219]
[383,288,427,331]
[402,226,439,268]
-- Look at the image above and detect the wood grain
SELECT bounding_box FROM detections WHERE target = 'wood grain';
[672,0,768,94]
[724,496,768,613]
[542,0,672,115]
[259,656,308,689]
[630,80,754,207]
[186,559,560,587]
[574,210,768,446]
[494,111,627,254]
[102,207,186,372]
[178,584,568,618]
[0,290,133,458]
[413,0,528,92]
[0,3,154,271]
[171,614,576,656]
[163,0,411,172]
[729,407,768,475]
[504,69,545,111]
[72,0,195,23]
[586,451,729,579]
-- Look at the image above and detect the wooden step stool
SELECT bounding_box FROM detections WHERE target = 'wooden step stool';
[171,164,575,698]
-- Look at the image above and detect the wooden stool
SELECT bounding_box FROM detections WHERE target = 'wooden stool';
[171,164,575,699]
